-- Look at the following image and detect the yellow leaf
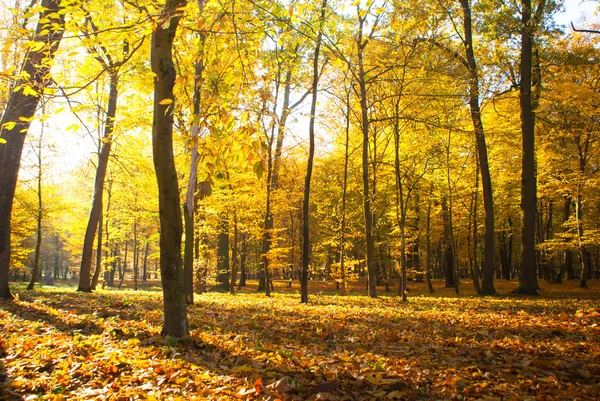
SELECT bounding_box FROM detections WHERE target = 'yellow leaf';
[2,121,16,131]
[18,116,35,123]
[23,85,38,97]
[230,365,253,373]
[159,98,173,105]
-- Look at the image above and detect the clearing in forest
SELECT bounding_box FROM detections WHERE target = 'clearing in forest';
[0,280,599,400]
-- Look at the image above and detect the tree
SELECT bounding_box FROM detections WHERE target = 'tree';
[0,0,65,299]
[300,0,327,304]
[76,7,145,292]
[151,0,188,337]
[458,0,496,295]
[515,0,544,295]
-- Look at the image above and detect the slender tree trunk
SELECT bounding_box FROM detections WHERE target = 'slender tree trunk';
[238,233,247,289]
[133,219,139,291]
[357,12,377,298]
[78,72,119,292]
[459,0,495,295]
[230,214,238,294]
[516,0,539,295]
[183,203,194,303]
[151,0,189,337]
[577,195,589,288]
[216,217,230,292]
[301,0,327,303]
[561,196,574,280]
[426,184,435,294]
[142,242,149,281]
[183,0,207,306]
[470,157,482,294]
[118,242,128,288]
[28,128,44,291]
[392,97,408,302]
[0,0,65,299]
[339,90,351,295]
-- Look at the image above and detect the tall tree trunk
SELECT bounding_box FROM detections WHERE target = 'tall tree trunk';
[441,196,455,289]
[133,219,138,291]
[0,0,65,299]
[459,0,495,295]
[28,126,44,291]
[230,214,238,294]
[301,0,327,303]
[151,0,188,337]
[142,242,149,281]
[339,89,351,295]
[184,0,207,306]
[470,156,482,294]
[78,72,119,292]
[425,184,435,294]
[357,11,377,298]
[259,51,299,296]
[515,0,539,295]
[576,195,590,288]
[392,96,408,302]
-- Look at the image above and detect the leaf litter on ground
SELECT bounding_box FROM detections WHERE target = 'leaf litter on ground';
[0,280,599,400]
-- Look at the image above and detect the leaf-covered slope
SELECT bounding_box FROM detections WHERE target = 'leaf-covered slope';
[1,285,599,400]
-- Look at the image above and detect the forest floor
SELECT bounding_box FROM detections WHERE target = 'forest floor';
[0,279,599,400]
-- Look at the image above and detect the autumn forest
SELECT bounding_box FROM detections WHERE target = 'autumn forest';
[0,0,599,399]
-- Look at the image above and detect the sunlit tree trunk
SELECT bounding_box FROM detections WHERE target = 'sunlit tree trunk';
[151,0,188,337]
[78,72,118,292]
[0,0,65,299]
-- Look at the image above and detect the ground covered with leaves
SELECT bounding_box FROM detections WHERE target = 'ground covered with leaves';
[1,280,599,400]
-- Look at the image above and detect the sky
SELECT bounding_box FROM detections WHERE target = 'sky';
[555,0,599,29]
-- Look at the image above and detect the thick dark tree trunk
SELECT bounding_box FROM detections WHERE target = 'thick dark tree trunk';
[78,73,118,292]
[0,0,65,299]
[151,0,189,337]
[515,0,539,295]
